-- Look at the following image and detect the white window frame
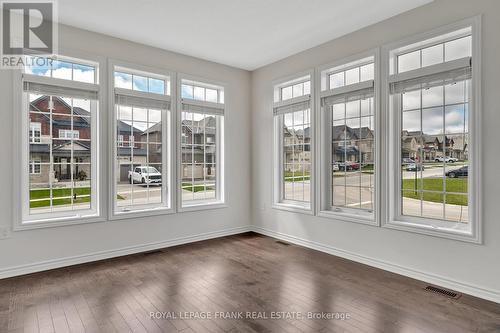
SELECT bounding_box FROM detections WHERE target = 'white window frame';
[272,70,315,214]
[177,74,226,212]
[381,16,482,243]
[13,50,105,230]
[58,129,79,139]
[29,158,41,175]
[316,49,380,226]
[117,134,124,147]
[29,122,41,143]
[109,59,175,220]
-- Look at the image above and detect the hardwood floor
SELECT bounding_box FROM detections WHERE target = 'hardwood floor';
[0,232,499,333]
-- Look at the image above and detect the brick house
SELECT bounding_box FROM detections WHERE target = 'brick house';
[29,95,144,186]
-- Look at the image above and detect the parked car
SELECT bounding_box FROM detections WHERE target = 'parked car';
[405,163,425,171]
[435,156,458,163]
[402,158,415,165]
[446,165,468,178]
[128,166,162,185]
[338,161,360,171]
[332,163,339,171]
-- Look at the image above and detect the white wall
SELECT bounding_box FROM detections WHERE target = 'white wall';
[0,24,252,273]
[251,0,500,302]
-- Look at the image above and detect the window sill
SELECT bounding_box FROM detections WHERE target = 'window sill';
[110,206,175,221]
[383,219,480,244]
[179,201,227,213]
[272,202,313,215]
[15,214,105,231]
[318,209,377,226]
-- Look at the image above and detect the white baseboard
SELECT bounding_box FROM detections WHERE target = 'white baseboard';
[251,226,500,304]
[0,226,252,279]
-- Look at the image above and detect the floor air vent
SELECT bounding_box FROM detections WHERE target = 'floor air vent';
[276,240,290,246]
[425,285,461,299]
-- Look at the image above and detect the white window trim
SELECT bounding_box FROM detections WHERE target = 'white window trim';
[29,158,41,175]
[12,49,106,231]
[272,69,315,214]
[316,49,380,226]
[177,73,227,212]
[117,134,124,147]
[29,122,41,143]
[381,16,482,243]
[58,129,79,139]
[108,59,176,220]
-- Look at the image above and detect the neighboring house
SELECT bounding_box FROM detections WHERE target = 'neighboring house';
[448,134,468,161]
[402,136,419,159]
[401,130,460,161]
[283,126,311,173]
[29,96,92,186]
[181,116,216,179]
[331,125,374,163]
[116,114,149,182]
[29,95,146,185]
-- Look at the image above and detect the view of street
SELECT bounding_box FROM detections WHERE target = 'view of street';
[284,162,468,222]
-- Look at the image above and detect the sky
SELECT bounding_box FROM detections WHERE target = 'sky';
[402,81,468,135]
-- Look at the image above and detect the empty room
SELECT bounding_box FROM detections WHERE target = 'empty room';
[0,0,499,332]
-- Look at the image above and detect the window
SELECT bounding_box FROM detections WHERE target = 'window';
[25,56,97,84]
[280,81,311,101]
[181,81,223,104]
[112,64,172,216]
[29,122,41,143]
[180,78,225,208]
[58,129,79,139]
[114,71,169,95]
[385,19,480,241]
[118,134,124,147]
[318,54,377,223]
[273,74,312,211]
[29,158,41,174]
[20,55,100,224]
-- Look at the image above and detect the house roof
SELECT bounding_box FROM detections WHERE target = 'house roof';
[402,137,416,144]
[29,141,91,155]
[332,125,373,141]
[181,116,217,136]
[31,95,141,134]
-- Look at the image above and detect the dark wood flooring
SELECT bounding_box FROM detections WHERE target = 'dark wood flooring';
[0,232,499,333]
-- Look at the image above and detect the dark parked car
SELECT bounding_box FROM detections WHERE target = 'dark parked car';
[405,163,425,171]
[338,161,360,171]
[446,166,468,178]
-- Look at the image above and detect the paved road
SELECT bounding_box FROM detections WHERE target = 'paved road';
[116,183,215,207]
[402,163,466,179]
[285,167,467,222]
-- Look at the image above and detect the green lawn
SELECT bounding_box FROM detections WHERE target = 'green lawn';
[402,178,468,206]
[284,171,310,182]
[182,183,214,192]
[30,187,124,208]
[361,164,374,174]
[30,187,91,199]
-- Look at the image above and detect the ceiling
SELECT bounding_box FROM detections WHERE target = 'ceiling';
[58,0,433,71]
